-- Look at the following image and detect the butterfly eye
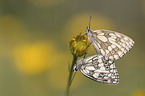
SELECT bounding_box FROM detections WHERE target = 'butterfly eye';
[85,33,87,35]
[74,68,78,72]
[73,66,79,72]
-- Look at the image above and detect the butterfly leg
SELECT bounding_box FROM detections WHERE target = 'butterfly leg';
[83,52,87,58]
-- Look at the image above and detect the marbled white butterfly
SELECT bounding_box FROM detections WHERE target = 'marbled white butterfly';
[74,54,119,84]
[86,29,134,60]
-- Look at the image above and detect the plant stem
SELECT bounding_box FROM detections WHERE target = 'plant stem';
[66,55,78,96]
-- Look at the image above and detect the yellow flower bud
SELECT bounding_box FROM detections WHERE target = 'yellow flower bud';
[69,33,90,57]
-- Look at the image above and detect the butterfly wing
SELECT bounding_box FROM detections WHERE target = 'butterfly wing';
[88,29,134,60]
[76,54,119,85]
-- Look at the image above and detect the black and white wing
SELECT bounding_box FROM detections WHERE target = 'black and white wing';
[87,29,134,60]
[74,54,119,85]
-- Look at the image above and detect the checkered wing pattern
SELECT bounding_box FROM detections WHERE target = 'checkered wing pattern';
[87,29,134,60]
[74,54,119,85]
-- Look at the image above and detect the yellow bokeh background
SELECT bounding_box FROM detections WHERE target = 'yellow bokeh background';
[0,0,145,96]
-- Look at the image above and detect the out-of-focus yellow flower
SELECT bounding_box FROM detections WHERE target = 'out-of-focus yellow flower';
[27,0,66,8]
[69,34,90,57]
[13,41,57,75]
[132,90,145,96]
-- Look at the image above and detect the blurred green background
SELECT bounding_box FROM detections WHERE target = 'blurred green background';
[0,0,145,96]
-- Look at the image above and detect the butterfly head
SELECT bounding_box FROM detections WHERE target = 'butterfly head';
[85,27,93,42]
[73,58,84,72]
[73,65,79,72]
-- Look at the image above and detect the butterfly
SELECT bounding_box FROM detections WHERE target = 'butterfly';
[86,29,134,60]
[74,54,119,84]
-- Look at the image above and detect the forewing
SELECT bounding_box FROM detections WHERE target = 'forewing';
[79,55,119,85]
[89,29,134,60]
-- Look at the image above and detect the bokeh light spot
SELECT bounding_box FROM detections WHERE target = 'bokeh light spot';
[13,41,58,75]
[132,89,145,96]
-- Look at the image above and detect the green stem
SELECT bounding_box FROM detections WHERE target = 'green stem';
[66,55,78,96]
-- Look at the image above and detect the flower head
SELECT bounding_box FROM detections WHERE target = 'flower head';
[69,33,90,57]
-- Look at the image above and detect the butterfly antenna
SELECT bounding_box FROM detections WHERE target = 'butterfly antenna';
[88,16,92,29]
